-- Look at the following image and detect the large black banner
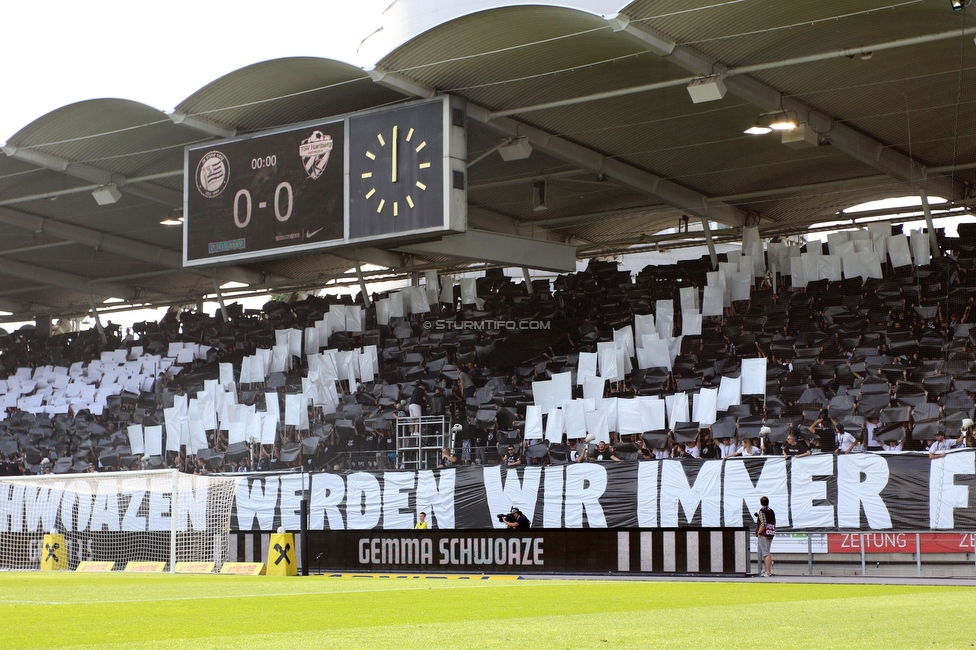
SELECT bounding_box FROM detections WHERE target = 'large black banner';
[2,454,969,535]
[229,451,976,533]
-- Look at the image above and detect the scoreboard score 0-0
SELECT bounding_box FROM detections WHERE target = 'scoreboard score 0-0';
[183,119,345,266]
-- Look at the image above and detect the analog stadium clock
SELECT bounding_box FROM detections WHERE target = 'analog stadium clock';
[347,97,466,241]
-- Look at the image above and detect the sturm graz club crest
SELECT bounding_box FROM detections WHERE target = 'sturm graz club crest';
[195,150,230,198]
[299,131,334,180]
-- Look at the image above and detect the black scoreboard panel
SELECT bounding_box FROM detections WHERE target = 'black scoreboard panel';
[184,119,345,266]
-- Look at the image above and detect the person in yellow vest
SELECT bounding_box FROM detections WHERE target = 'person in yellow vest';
[415,512,428,529]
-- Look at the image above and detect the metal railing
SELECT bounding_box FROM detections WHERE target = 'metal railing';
[396,416,448,470]
[758,531,976,578]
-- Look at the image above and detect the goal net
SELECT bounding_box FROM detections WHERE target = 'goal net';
[0,470,240,572]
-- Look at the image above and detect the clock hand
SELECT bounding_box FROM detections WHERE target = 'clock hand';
[392,125,398,184]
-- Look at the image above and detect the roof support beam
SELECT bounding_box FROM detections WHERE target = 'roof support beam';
[518,204,674,231]
[0,206,267,287]
[468,205,577,244]
[468,169,590,191]
[394,229,577,273]
[1,146,183,206]
[368,69,748,227]
[0,170,184,209]
[331,247,404,270]
[466,104,747,227]
[0,296,43,315]
[0,257,151,300]
[609,16,964,200]
[167,112,238,139]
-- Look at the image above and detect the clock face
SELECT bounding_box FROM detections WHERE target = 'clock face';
[348,100,445,240]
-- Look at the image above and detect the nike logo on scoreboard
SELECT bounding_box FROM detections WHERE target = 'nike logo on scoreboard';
[305,228,323,238]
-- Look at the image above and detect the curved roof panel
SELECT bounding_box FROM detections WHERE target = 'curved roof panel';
[0,2,971,322]
[176,57,408,132]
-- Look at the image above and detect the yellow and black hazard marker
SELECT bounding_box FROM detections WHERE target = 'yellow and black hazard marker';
[41,533,68,571]
[267,530,297,576]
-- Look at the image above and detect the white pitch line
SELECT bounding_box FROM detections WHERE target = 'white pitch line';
[0,580,540,606]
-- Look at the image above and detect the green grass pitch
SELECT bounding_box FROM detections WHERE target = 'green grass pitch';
[1,573,973,649]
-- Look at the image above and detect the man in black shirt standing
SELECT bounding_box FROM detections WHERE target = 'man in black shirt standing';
[782,431,810,459]
[699,431,720,459]
[409,382,427,417]
[428,387,447,417]
[756,496,776,577]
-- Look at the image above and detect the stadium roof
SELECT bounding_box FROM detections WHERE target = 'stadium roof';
[0,0,973,321]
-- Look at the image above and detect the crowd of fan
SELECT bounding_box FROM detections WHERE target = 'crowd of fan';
[1,226,975,477]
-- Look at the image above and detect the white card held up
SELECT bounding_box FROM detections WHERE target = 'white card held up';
[144,426,163,456]
[544,408,564,442]
[716,375,741,411]
[127,424,145,456]
[693,387,718,426]
[666,392,689,429]
[460,278,478,305]
[584,409,610,443]
[740,358,767,395]
[634,313,655,347]
[576,352,597,385]
[524,405,544,442]
[583,374,606,402]
[616,398,642,435]
[563,400,587,439]
[597,341,618,381]
[655,300,674,339]
[639,396,666,432]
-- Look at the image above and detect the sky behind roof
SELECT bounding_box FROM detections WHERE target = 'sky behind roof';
[1,0,389,143]
[0,1,970,330]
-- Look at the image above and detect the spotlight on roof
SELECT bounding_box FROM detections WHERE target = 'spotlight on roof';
[768,114,797,131]
[951,0,969,11]
[91,184,122,206]
[498,137,533,161]
[744,124,772,135]
[160,209,184,226]
[686,75,727,103]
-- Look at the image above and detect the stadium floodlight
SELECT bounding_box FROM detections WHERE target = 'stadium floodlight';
[0,470,240,573]
[768,113,797,131]
[160,211,184,226]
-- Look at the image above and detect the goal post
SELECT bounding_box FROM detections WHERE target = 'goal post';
[0,470,240,572]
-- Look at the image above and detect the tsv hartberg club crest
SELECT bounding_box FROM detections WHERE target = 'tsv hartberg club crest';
[299,131,334,180]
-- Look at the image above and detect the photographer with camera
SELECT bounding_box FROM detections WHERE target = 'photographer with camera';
[497,506,530,529]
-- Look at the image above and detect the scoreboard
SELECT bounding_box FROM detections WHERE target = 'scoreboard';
[183,96,467,267]
[184,120,345,265]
